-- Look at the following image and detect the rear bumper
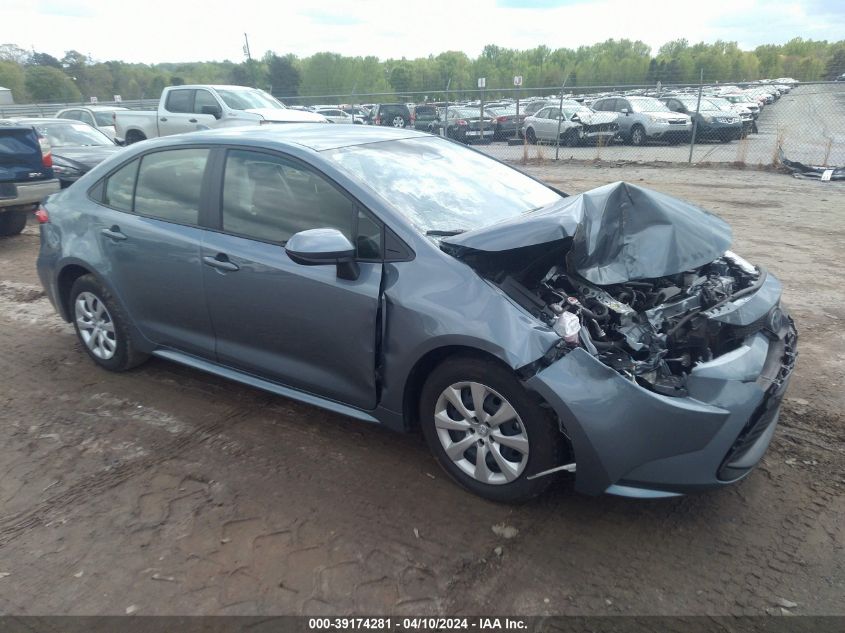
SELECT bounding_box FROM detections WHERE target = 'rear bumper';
[525,273,797,496]
[0,179,60,209]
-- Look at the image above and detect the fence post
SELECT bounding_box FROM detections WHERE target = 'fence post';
[688,68,703,163]
[554,76,569,160]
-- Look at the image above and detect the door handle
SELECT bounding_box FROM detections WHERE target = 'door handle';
[160,117,168,122]
[203,254,239,272]
[189,118,198,123]
[101,226,127,241]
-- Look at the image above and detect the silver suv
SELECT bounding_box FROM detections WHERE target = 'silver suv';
[592,96,691,145]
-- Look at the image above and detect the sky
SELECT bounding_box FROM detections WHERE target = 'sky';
[2,0,843,64]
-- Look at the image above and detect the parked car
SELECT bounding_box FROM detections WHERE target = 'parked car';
[114,85,327,144]
[368,103,413,128]
[486,105,526,140]
[429,107,495,143]
[592,96,692,145]
[3,118,122,187]
[314,108,358,124]
[704,97,756,135]
[340,105,370,123]
[0,124,59,236]
[660,96,743,142]
[36,125,797,502]
[412,104,439,131]
[522,105,618,146]
[55,106,129,141]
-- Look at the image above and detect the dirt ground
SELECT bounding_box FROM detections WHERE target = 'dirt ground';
[0,164,842,617]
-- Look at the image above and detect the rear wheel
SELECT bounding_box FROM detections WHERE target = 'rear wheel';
[70,274,148,372]
[0,208,29,237]
[420,356,566,503]
[391,116,406,128]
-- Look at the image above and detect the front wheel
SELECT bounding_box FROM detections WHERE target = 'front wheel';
[525,127,537,144]
[629,125,646,146]
[561,128,580,147]
[420,356,566,503]
[70,275,148,372]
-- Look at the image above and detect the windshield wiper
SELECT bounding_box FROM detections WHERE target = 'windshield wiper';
[426,229,466,236]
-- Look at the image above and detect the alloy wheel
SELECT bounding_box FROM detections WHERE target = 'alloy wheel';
[74,291,117,360]
[433,381,529,485]
[392,116,406,128]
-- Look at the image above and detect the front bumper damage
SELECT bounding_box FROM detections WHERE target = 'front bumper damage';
[525,275,797,497]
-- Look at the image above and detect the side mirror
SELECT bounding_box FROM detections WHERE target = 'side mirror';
[201,105,223,119]
[571,114,580,122]
[285,228,359,281]
[620,108,629,115]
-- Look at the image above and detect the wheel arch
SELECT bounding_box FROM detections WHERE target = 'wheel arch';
[56,262,96,321]
[401,345,527,433]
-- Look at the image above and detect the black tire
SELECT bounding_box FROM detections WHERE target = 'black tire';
[125,130,146,145]
[629,124,646,146]
[0,208,29,237]
[69,274,148,372]
[419,356,567,503]
[561,128,580,147]
[525,127,537,144]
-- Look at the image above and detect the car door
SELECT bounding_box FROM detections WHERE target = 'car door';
[534,107,555,140]
[611,99,633,134]
[158,89,198,136]
[192,89,224,129]
[200,148,384,410]
[93,147,216,356]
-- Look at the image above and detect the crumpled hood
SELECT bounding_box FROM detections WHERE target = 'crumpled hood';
[244,108,328,123]
[574,111,618,125]
[442,181,732,285]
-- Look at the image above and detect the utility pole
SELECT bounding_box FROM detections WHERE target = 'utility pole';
[243,33,257,88]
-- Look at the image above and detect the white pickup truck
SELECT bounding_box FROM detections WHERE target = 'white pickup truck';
[114,85,327,144]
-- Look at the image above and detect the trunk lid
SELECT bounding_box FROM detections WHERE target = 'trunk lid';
[0,126,52,183]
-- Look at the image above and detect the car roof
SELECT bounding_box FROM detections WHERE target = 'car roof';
[3,117,78,125]
[180,124,427,152]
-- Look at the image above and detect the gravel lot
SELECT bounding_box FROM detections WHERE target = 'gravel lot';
[0,164,842,616]
[479,83,845,167]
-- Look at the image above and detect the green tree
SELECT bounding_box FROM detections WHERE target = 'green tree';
[24,66,80,101]
[266,53,301,97]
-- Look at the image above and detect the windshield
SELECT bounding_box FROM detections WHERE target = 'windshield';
[324,136,562,233]
[215,89,285,110]
[629,97,671,113]
[704,98,735,112]
[677,98,720,112]
[34,122,113,147]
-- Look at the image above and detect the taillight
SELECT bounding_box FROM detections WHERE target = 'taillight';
[374,117,381,125]
[38,136,52,169]
[497,116,507,123]
[456,119,468,126]
[35,205,49,224]
[410,113,416,122]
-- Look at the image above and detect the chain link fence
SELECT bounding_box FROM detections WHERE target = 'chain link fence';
[281,80,844,169]
[4,80,842,169]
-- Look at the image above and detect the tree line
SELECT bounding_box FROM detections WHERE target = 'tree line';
[1,38,843,105]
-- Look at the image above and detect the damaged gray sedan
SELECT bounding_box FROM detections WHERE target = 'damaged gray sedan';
[36,126,797,502]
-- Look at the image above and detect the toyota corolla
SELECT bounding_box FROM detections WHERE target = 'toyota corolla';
[36,126,797,502]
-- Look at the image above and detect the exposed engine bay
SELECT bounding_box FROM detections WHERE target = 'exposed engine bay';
[491,248,761,396]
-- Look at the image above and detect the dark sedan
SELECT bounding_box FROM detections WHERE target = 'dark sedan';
[1,118,122,187]
[36,125,796,502]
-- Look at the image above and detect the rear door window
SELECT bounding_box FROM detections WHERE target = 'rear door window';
[134,148,209,225]
[103,158,139,212]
